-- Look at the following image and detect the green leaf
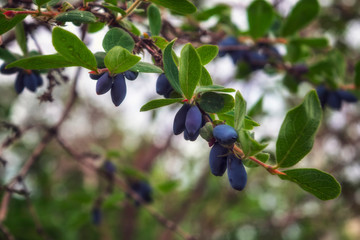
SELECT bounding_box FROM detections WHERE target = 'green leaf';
[199,66,213,86]
[198,92,234,113]
[248,96,263,117]
[243,116,260,131]
[94,52,106,68]
[281,0,320,37]
[104,46,141,74]
[163,40,182,95]
[33,0,52,6]
[354,61,360,88]
[290,37,329,48]
[157,180,180,193]
[243,152,269,168]
[179,43,202,99]
[0,13,27,35]
[276,90,322,168]
[234,91,246,133]
[247,0,274,39]
[129,62,163,73]
[15,22,27,56]
[140,98,183,111]
[6,54,76,69]
[87,22,105,33]
[0,48,17,62]
[102,28,135,53]
[196,4,230,21]
[196,45,219,65]
[148,4,162,36]
[279,169,341,201]
[149,0,196,15]
[55,10,96,24]
[238,130,268,157]
[102,4,126,16]
[199,122,214,142]
[195,85,235,94]
[52,27,97,71]
[153,36,169,50]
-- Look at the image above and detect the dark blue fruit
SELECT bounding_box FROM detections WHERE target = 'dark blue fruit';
[316,86,328,108]
[337,90,358,103]
[24,74,38,92]
[218,37,239,57]
[185,105,202,137]
[14,72,25,94]
[0,63,19,75]
[156,73,173,96]
[131,181,153,205]
[96,72,112,95]
[245,51,267,70]
[111,74,127,106]
[34,73,43,87]
[209,143,228,176]
[103,160,116,174]
[327,91,342,110]
[229,49,246,64]
[187,129,200,141]
[227,154,247,191]
[124,71,138,81]
[213,124,238,145]
[173,103,191,135]
[91,208,101,225]
[90,72,104,80]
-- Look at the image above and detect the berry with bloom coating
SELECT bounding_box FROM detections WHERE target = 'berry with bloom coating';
[156,73,173,97]
[227,154,247,191]
[213,124,238,145]
[185,105,202,138]
[111,74,127,106]
[209,143,228,176]
[96,72,112,95]
[173,103,191,135]
[124,71,139,81]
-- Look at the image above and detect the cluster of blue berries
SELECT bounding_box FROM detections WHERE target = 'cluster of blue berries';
[0,63,43,93]
[316,86,358,110]
[173,103,206,141]
[218,37,278,71]
[130,181,153,206]
[209,124,247,191]
[91,70,138,107]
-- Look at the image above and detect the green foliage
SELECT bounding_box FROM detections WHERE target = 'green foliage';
[281,0,320,36]
[52,27,97,71]
[140,98,183,111]
[129,62,163,73]
[163,40,182,95]
[7,54,76,69]
[0,12,27,35]
[196,45,219,65]
[15,22,27,56]
[247,0,274,39]
[279,169,341,200]
[238,130,267,157]
[148,5,162,36]
[234,91,246,133]
[102,28,135,53]
[55,10,97,24]
[149,0,197,15]
[198,92,234,113]
[276,90,322,168]
[199,66,213,86]
[104,46,141,74]
[33,0,52,6]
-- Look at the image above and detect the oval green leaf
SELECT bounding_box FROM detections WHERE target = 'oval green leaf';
[149,0,196,15]
[163,40,182,95]
[247,0,274,39]
[102,28,135,53]
[198,92,234,113]
[279,169,341,201]
[276,90,322,168]
[0,13,27,35]
[140,98,183,111]
[196,45,219,65]
[104,46,141,74]
[148,4,162,36]
[55,10,96,24]
[129,62,163,73]
[6,54,76,69]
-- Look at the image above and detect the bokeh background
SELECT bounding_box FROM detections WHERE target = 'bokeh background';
[1,0,360,239]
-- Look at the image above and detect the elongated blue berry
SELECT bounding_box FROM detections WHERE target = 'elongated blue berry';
[131,181,153,206]
[209,143,228,176]
[316,86,328,108]
[213,124,238,145]
[337,90,358,103]
[327,91,342,110]
[156,73,173,96]
[96,72,112,95]
[111,74,127,106]
[124,71,138,81]
[91,208,101,225]
[185,105,202,137]
[173,103,191,135]
[24,73,38,92]
[227,154,247,191]
[0,63,19,75]
[14,72,25,94]
[90,72,104,80]
[218,37,239,57]
[34,73,43,87]
[103,160,116,174]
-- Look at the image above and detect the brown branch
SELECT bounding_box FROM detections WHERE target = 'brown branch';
[0,224,15,240]
[54,135,197,240]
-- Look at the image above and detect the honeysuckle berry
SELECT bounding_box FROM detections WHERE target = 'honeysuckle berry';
[185,105,202,138]
[173,103,191,135]
[111,74,127,107]
[124,71,138,81]
[209,143,228,176]
[213,124,238,145]
[156,73,173,97]
[14,72,25,94]
[24,73,38,92]
[0,63,19,75]
[337,90,358,103]
[131,181,153,206]
[316,86,358,110]
[90,72,104,80]
[96,72,112,95]
[227,154,247,191]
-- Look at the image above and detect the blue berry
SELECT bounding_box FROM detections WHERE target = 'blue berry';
[91,208,101,226]
[111,74,127,106]
[24,73,38,92]
[184,129,200,141]
[209,143,228,176]
[103,160,116,174]
[0,63,19,75]
[316,86,328,108]
[327,91,342,110]
[227,154,247,191]
[131,181,153,205]
[337,90,358,103]
[245,51,267,70]
[96,72,112,95]
[34,73,43,87]
[124,71,139,81]
[156,73,173,96]
[173,103,191,135]
[218,37,239,57]
[213,124,238,145]
[14,72,25,94]
[185,105,202,137]
[90,72,104,80]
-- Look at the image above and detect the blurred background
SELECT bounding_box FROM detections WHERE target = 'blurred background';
[1,0,360,239]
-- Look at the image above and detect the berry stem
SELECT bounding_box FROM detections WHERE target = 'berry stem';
[117,0,143,21]
[233,145,286,176]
